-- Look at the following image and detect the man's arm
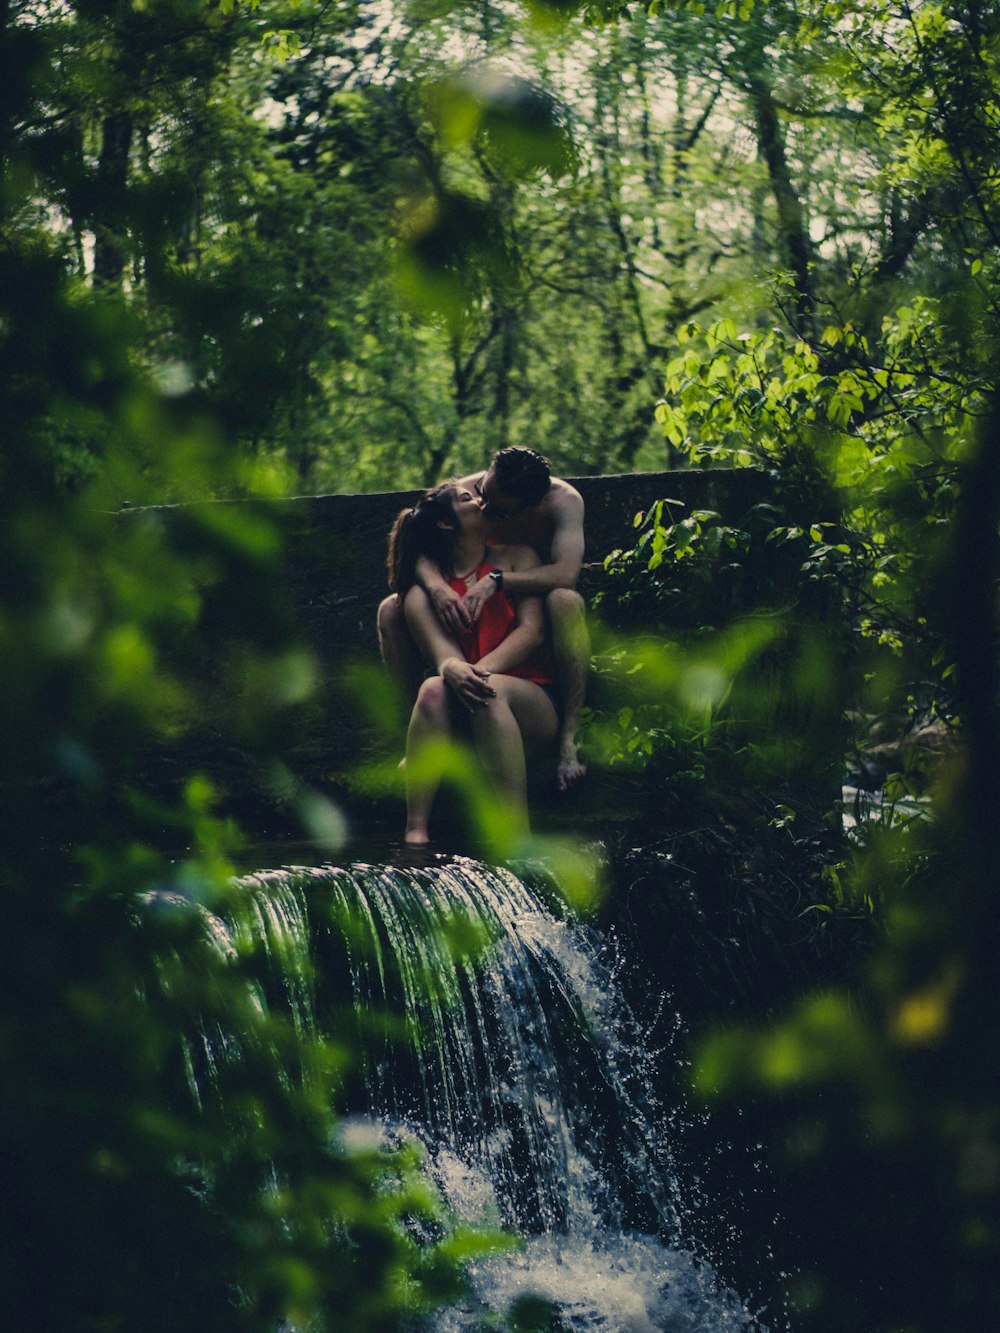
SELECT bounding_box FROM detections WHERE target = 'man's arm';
[463,487,585,619]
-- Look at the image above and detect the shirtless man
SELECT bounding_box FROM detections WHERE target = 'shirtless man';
[378,447,589,790]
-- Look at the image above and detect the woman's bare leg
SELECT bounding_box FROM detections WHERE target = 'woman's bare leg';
[404,676,453,844]
[470,677,558,838]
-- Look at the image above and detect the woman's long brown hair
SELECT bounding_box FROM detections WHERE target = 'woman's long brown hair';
[386,482,458,594]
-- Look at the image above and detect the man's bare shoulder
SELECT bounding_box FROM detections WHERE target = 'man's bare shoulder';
[549,476,583,501]
[544,477,585,525]
[456,469,486,490]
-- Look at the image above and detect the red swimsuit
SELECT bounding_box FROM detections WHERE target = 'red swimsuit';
[448,563,553,687]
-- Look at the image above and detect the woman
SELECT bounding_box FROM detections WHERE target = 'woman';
[387,481,559,845]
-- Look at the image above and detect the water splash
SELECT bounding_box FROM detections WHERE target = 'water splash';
[219,856,766,1331]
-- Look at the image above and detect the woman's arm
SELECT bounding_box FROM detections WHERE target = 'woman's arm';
[403,585,495,710]
[475,594,545,676]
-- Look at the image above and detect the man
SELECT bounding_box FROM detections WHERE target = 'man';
[378,447,589,790]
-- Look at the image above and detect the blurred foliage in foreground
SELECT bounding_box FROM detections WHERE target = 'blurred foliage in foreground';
[6,0,1000,1328]
[0,230,497,1333]
[567,12,1000,1315]
[0,6,509,1329]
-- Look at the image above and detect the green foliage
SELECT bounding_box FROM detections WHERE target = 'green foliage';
[20,0,1000,498]
[585,470,861,810]
[648,308,972,772]
[599,494,860,629]
[608,6,1000,1325]
[0,7,505,1328]
[9,0,1000,1327]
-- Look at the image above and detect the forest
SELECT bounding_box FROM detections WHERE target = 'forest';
[2,0,999,1329]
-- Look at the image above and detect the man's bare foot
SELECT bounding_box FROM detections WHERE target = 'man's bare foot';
[556,742,587,792]
[404,825,430,845]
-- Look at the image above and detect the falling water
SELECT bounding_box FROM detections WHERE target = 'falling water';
[209,856,766,1331]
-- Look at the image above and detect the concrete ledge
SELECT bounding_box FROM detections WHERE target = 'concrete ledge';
[120,469,770,825]
[276,468,769,663]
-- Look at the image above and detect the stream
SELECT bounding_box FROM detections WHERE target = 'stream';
[194,855,771,1331]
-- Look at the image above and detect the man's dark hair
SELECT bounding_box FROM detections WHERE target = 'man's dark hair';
[491,447,552,508]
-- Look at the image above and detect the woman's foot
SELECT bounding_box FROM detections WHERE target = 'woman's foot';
[556,739,586,792]
[404,823,430,845]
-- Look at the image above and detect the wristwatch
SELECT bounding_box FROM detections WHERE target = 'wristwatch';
[488,569,504,589]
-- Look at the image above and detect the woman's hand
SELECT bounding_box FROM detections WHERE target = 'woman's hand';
[441,657,496,711]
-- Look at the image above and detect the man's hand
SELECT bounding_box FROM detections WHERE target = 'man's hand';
[430,583,472,633]
[463,574,498,624]
[441,658,496,711]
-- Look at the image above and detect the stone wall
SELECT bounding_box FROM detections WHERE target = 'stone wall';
[278,468,768,666]
[126,468,769,827]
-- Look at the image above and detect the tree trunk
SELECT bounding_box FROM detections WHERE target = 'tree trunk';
[492,303,515,450]
[743,66,814,336]
[92,110,132,288]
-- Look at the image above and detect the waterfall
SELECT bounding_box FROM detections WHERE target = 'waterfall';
[209,856,765,1331]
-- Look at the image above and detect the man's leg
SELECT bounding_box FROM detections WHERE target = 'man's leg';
[377,593,425,716]
[545,588,589,791]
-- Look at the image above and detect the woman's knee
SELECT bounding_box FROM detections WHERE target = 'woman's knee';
[414,674,449,716]
[378,594,402,636]
[471,685,516,733]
